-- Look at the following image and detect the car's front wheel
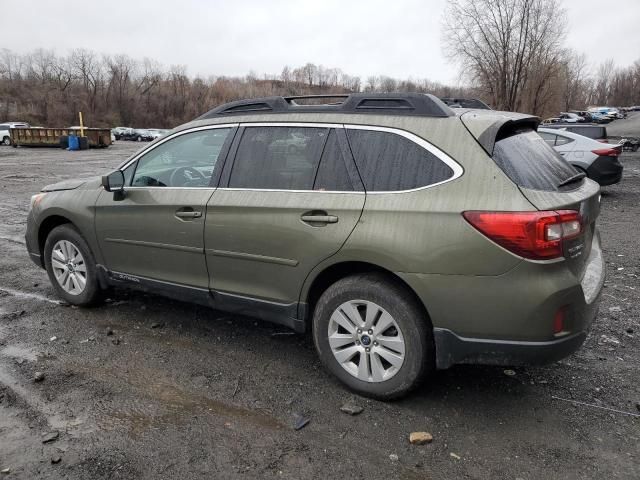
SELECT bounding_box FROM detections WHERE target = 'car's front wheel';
[312,273,434,400]
[44,224,103,306]
[2,136,10,146]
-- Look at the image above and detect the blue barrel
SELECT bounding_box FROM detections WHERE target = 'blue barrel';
[68,135,79,151]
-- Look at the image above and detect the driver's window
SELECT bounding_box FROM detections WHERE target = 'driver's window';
[131,128,232,187]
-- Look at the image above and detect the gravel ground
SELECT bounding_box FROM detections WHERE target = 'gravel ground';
[0,125,639,479]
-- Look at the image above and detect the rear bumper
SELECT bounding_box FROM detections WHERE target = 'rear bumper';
[433,328,588,369]
[399,230,605,369]
[586,155,623,186]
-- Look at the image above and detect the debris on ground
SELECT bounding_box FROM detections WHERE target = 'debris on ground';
[609,306,622,312]
[51,456,62,464]
[41,431,59,443]
[389,454,399,462]
[34,371,45,382]
[292,413,310,431]
[49,336,57,342]
[1,468,10,474]
[409,432,433,445]
[340,402,364,416]
[450,452,461,460]
[552,395,640,417]
[105,327,114,336]
[151,322,164,329]
[599,334,621,345]
[503,369,516,376]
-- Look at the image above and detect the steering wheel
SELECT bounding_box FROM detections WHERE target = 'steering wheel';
[169,166,207,186]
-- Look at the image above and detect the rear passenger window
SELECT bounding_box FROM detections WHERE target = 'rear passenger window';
[313,130,353,191]
[538,132,557,147]
[229,127,327,190]
[554,135,573,146]
[346,129,454,191]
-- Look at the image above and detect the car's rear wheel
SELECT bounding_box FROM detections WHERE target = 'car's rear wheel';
[312,273,434,400]
[44,224,103,306]
[2,136,10,146]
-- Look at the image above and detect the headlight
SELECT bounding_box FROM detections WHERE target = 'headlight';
[30,192,47,210]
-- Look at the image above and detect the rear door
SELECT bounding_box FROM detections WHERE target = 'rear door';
[204,123,365,305]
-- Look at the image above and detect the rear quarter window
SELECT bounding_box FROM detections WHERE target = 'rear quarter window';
[492,130,580,191]
[346,129,454,191]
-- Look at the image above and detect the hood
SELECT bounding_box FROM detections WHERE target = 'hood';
[42,176,101,192]
[459,110,540,156]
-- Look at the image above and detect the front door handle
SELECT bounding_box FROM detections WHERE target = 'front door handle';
[301,211,338,224]
[175,209,202,219]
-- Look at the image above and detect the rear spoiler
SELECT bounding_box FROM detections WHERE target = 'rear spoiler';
[460,111,540,156]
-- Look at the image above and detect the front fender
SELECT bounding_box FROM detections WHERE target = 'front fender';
[30,188,103,265]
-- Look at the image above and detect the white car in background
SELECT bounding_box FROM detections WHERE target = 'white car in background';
[558,112,582,123]
[538,127,623,186]
[146,128,168,140]
[0,122,30,145]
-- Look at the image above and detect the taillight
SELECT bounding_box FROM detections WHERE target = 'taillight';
[462,210,582,260]
[591,147,620,157]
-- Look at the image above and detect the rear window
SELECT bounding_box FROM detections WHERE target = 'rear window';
[492,130,581,191]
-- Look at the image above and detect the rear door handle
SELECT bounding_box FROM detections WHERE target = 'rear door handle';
[301,214,338,224]
[175,210,202,219]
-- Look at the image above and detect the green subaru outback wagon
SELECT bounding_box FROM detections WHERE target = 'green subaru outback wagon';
[25,93,605,399]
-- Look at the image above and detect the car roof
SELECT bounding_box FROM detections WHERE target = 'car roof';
[538,127,611,145]
[543,123,604,129]
[198,93,455,119]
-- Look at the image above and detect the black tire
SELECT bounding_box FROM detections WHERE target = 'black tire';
[312,273,434,400]
[44,224,103,306]
[2,136,10,146]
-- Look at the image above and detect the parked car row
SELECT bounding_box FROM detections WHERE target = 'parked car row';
[542,106,631,125]
[112,126,169,142]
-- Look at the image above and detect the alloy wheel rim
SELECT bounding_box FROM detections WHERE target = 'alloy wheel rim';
[328,300,405,382]
[51,240,87,295]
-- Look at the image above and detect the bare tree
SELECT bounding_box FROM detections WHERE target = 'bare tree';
[593,58,615,105]
[443,0,567,113]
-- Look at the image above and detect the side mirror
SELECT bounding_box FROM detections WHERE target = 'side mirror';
[101,170,125,192]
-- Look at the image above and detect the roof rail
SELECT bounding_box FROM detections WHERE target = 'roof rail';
[197,93,454,119]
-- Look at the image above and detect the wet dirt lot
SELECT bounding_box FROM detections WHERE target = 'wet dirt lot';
[0,135,639,479]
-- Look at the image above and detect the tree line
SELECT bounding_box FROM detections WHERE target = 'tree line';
[1,0,638,128]
[0,49,472,128]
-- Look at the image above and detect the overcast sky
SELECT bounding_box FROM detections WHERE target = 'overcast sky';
[2,0,639,84]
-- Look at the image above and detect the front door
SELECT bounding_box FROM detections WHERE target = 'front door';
[205,124,365,305]
[95,125,236,289]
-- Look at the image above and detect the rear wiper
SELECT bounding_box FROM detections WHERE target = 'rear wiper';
[557,171,586,188]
